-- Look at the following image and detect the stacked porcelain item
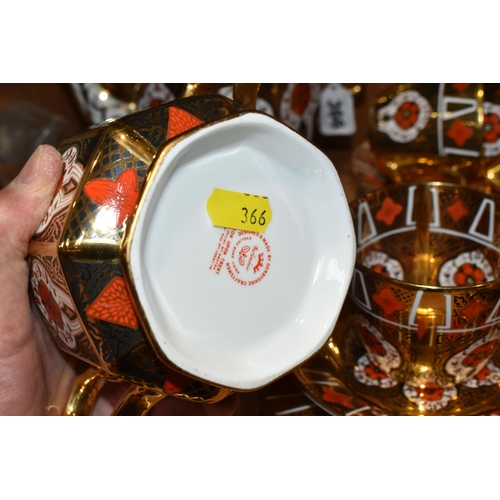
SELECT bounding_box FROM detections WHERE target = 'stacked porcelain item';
[295,83,500,415]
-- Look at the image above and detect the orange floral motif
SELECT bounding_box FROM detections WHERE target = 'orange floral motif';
[446,199,468,222]
[364,361,389,380]
[84,168,140,229]
[446,118,473,147]
[87,276,139,329]
[463,340,497,368]
[291,84,311,116]
[454,263,486,286]
[321,386,355,408]
[475,364,492,381]
[370,263,390,276]
[451,83,471,93]
[375,197,403,226]
[460,299,487,322]
[37,280,63,328]
[419,384,444,401]
[372,287,404,316]
[166,107,204,141]
[483,113,500,143]
[394,101,419,130]
[358,324,387,357]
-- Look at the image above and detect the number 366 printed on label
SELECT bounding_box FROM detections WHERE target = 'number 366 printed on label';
[206,188,272,233]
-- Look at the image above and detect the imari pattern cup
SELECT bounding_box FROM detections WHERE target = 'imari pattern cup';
[28,88,355,415]
[349,182,500,413]
[369,83,500,191]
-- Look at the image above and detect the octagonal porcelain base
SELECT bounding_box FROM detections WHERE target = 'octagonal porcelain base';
[126,112,355,390]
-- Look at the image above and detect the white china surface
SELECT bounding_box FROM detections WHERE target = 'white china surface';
[129,113,355,389]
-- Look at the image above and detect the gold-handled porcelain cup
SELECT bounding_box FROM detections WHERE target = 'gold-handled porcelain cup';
[28,89,356,415]
[349,182,500,414]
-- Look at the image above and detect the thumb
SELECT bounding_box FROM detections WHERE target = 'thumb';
[0,145,62,256]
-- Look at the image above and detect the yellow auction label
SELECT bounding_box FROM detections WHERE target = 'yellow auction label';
[206,188,272,233]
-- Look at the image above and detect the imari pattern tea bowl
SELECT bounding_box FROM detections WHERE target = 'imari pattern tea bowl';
[28,93,355,414]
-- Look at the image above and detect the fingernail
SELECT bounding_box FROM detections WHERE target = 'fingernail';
[14,145,44,186]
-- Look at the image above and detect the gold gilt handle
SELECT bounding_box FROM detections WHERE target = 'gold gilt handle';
[180,83,261,110]
[63,367,109,416]
[63,368,166,416]
[111,385,167,416]
[62,366,231,416]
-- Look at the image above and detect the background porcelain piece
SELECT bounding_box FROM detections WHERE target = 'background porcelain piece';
[344,182,500,414]
[128,112,356,390]
[294,301,500,416]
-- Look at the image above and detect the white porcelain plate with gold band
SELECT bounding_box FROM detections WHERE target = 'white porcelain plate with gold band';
[126,112,356,391]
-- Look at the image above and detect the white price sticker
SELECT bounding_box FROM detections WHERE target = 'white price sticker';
[319,83,356,136]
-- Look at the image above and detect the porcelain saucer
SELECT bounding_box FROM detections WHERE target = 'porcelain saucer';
[294,303,500,416]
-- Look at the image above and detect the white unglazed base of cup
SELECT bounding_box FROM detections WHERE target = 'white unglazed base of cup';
[129,112,355,390]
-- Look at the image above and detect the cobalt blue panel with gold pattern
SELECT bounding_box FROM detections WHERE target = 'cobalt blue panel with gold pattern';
[169,94,224,124]
[60,131,149,247]
[120,103,170,148]
[59,255,223,393]
[60,257,143,364]
[123,94,229,147]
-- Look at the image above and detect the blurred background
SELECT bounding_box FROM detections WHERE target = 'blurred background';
[0,83,394,200]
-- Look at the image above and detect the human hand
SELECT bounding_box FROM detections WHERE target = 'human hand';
[0,145,238,416]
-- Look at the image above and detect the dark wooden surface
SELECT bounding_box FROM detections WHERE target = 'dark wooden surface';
[0,83,87,133]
